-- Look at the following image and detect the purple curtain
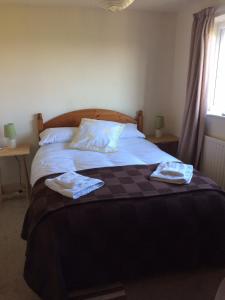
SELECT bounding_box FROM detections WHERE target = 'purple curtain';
[178,7,215,168]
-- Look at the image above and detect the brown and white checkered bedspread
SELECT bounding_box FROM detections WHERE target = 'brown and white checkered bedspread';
[78,164,221,201]
[22,164,223,240]
[22,164,225,300]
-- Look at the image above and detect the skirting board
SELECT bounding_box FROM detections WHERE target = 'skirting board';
[0,182,26,202]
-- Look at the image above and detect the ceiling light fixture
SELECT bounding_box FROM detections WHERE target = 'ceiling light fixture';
[98,0,135,12]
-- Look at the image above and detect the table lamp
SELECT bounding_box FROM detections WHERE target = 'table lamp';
[4,123,16,148]
[155,115,164,138]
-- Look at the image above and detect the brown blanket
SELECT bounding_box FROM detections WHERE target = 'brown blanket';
[22,165,225,300]
[22,164,221,241]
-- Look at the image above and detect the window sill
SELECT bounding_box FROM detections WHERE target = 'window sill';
[207,113,225,119]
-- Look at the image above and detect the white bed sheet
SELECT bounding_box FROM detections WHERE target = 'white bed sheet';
[31,138,179,186]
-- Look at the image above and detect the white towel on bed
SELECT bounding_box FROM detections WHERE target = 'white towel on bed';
[150,161,193,184]
[45,171,104,199]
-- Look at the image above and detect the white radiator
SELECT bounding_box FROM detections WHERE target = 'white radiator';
[201,135,225,189]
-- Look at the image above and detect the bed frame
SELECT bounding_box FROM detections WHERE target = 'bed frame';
[37,109,143,135]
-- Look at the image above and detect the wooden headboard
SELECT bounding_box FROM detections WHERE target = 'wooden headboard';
[37,109,143,135]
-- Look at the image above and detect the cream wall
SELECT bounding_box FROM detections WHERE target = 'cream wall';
[0,5,176,184]
[170,0,225,139]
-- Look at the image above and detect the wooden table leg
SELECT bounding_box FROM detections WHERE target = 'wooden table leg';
[22,156,31,202]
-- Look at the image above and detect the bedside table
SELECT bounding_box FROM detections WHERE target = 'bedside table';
[0,144,31,203]
[146,134,179,157]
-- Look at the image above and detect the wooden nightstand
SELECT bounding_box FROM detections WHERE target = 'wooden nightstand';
[146,134,179,157]
[0,144,31,203]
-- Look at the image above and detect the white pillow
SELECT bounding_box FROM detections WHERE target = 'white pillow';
[69,118,125,153]
[39,127,78,146]
[120,123,145,139]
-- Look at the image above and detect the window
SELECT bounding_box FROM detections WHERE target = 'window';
[208,16,225,116]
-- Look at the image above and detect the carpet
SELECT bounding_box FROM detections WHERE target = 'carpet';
[0,197,224,300]
[215,278,225,300]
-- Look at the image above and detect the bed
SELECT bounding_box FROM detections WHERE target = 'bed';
[22,109,225,300]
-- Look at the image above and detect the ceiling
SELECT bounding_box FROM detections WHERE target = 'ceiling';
[0,0,206,12]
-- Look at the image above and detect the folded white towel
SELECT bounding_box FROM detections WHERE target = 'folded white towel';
[160,168,184,177]
[45,171,104,199]
[150,162,193,184]
[54,175,78,189]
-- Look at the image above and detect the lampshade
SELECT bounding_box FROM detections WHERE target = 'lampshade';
[155,116,164,130]
[97,0,135,12]
[4,123,16,139]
